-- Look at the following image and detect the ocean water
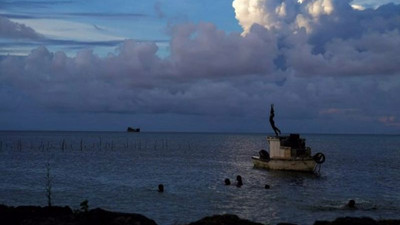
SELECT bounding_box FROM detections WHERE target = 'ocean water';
[0,131,399,225]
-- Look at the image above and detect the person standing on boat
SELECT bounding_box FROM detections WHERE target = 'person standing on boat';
[269,104,281,136]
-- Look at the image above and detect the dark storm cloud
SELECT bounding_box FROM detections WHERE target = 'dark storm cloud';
[1,0,400,132]
[305,3,400,55]
[284,29,400,76]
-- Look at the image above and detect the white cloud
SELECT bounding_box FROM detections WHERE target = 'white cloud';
[306,0,334,17]
[232,0,299,33]
[351,4,365,10]
[352,0,400,8]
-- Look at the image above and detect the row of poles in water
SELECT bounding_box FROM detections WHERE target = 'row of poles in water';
[0,138,202,151]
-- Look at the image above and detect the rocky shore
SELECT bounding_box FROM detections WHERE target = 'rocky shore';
[1,204,399,225]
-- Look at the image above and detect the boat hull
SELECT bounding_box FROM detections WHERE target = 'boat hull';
[252,156,316,172]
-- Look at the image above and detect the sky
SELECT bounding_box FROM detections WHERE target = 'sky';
[1,0,400,134]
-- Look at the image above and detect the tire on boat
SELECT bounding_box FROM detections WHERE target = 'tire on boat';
[259,149,270,161]
[313,152,325,164]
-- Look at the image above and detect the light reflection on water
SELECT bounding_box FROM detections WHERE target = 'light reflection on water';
[0,132,399,225]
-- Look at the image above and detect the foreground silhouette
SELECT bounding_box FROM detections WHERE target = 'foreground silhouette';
[0,205,156,225]
[0,204,399,225]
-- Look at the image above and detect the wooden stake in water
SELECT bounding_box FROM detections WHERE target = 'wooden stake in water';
[45,163,53,207]
[61,139,66,151]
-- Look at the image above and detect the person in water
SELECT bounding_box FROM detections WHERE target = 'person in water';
[269,104,281,136]
[158,184,164,193]
[347,199,356,209]
[236,175,243,187]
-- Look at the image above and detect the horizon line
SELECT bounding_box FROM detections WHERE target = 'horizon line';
[0,129,399,136]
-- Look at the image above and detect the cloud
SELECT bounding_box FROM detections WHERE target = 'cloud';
[154,1,166,18]
[0,16,43,39]
[285,29,400,76]
[0,14,169,56]
[1,1,400,132]
[168,23,277,78]
[10,18,125,42]
[352,0,400,9]
[62,12,149,19]
[0,12,149,20]
[351,4,365,10]
[0,0,74,9]
[319,108,359,115]
[0,17,128,56]
[0,25,279,115]
[0,13,39,19]
[232,0,400,37]
[232,0,400,76]
[379,116,400,127]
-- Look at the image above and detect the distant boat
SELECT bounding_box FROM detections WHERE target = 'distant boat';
[127,127,140,132]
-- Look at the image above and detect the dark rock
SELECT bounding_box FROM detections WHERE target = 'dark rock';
[0,205,157,225]
[379,220,400,225]
[314,221,330,225]
[81,208,157,225]
[2,204,400,225]
[314,217,386,225]
[186,214,263,225]
[0,205,73,225]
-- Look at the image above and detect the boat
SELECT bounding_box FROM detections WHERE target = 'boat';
[252,134,325,172]
[252,105,325,173]
[127,127,140,132]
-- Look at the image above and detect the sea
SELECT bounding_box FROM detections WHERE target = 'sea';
[0,131,399,225]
